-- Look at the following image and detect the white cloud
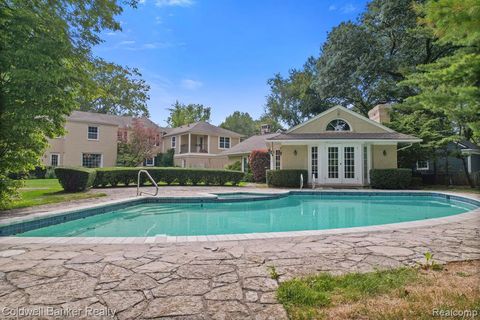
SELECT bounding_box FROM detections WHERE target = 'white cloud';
[119,40,136,45]
[341,3,356,13]
[155,0,194,7]
[328,5,336,11]
[181,79,203,90]
[155,16,163,24]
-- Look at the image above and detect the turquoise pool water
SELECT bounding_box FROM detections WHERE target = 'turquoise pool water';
[18,194,478,237]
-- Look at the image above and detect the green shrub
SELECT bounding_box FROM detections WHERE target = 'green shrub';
[92,167,244,187]
[370,169,412,189]
[267,169,308,188]
[55,167,96,192]
[225,160,241,171]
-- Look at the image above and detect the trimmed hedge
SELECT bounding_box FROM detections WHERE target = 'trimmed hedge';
[370,168,412,189]
[93,167,244,187]
[55,167,96,192]
[267,169,308,188]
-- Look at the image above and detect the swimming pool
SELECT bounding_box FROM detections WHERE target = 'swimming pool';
[4,192,479,237]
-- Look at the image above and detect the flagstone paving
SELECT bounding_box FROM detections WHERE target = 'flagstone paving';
[0,213,479,319]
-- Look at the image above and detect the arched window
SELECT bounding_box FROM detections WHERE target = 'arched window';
[326,119,351,131]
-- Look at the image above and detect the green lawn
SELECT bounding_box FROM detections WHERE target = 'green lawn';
[276,260,480,320]
[2,179,106,211]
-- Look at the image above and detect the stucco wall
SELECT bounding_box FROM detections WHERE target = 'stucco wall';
[371,145,397,169]
[42,121,118,167]
[291,108,388,134]
[280,145,308,170]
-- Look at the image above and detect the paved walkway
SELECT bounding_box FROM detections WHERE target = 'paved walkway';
[1,212,479,319]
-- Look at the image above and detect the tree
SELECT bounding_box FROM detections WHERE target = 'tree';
[394,0,480,187]
[0,0,135,206]
[265,57,332,127]
[79,58,150,116]
[220,111,257,137]
[117,120,158,167]
[249,150,270,182]
[166,101,211,127]
[313,0,453,116]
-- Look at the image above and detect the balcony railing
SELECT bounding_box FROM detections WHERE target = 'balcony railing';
[180,144,208,154]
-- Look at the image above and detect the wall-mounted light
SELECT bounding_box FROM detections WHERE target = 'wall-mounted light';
[293,149,298,156]
[383,150,387,156]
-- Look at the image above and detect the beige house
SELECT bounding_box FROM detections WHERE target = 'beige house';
[222,132,280,172]
[266,105,421,186]
[163,122,243,168]
[41,111,169,168]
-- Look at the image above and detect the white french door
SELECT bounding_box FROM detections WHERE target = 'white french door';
[324,144,361,184]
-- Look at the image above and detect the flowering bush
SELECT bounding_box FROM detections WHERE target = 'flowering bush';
[249,150,270,182]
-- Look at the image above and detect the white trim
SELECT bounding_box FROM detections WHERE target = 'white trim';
[274,149,281,170]
[269,138,421,144]
[50,153,60,167]
[416,160,429,171]
[87,125,99,141]
[218,136,231,149]
[188,133,191,153]
[467,155,472,173]
[286,105,395,133]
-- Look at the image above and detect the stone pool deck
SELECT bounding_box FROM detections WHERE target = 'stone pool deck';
[0,187,479,319]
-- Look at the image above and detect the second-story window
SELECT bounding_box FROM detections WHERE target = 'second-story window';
[155,134,160,146]
[219,136,230,149]
[171,136,176,148]
[88,126,99,140]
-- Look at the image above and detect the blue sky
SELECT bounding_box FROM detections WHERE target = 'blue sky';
[94,0,368,126]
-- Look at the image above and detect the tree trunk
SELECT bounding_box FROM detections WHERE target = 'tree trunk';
[444,147,450,187]
[460,156,474,188]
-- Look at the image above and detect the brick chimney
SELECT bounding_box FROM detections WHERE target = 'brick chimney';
[260,124,271,135]
[368,104,391,124]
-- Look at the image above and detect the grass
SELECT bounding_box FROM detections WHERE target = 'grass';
[2,179,106,211]
[277,260,480,319]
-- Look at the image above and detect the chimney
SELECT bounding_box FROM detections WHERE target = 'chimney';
[260,124,271,135]
[368,104,391,124]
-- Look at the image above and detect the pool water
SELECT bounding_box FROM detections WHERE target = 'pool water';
[18,194,478,237]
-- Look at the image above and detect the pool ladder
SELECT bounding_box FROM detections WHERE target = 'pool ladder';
[137,170,159,196]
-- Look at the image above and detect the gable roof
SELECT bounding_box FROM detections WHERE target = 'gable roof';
[68,111,169,132]
[222,133,280,156]
[163,121,243,138]
[287,105,395,134]
[457,140,480,151]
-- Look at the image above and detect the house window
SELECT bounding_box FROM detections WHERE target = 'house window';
[155,134,160,146]
[145,157,155,166]
[50,154,60,167]
[219,137,231,149]
[275,150,281,170]
[326,119,351,131]
[88,126,99,140]
[416,160,429,170]
[82,153,102,168]
[171,136,176,148]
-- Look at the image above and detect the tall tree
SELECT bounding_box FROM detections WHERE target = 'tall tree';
[314,0,453,116]
[79,58,150,116]
[220,112,257,137]
[0,0,135,206]
[166,101,211,127]
[117,119,158,167]
[395,0,480,187]
[265,57,332,127]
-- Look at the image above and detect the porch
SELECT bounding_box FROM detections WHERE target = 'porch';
[179,134,209,154]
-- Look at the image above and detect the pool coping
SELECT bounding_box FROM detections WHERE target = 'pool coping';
[0,189,479,244]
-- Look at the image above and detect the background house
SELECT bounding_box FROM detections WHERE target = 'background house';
[163,122,243,168]
[41,111,169,168]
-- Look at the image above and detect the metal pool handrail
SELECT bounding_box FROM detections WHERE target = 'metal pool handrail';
[300,174,303,189]
[137,170,159,196]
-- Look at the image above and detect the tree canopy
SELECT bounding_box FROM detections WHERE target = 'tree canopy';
[220,112,257,137]
[166,101,211,127]
[0,0,138,205]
